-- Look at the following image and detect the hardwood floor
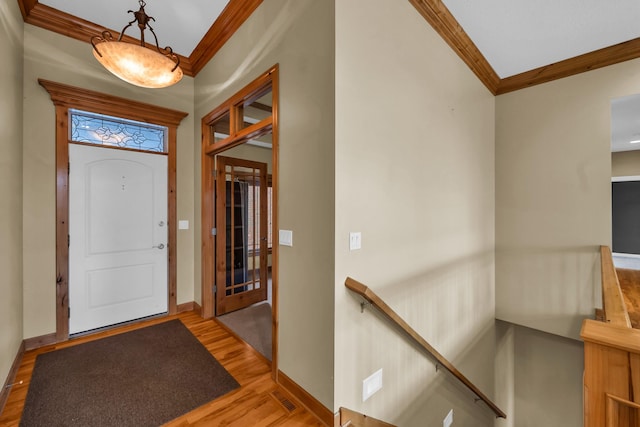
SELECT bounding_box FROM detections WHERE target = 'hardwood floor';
[0,311,325,426]
[617,268,640,329]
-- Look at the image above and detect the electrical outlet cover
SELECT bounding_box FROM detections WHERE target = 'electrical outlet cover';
[362,368,383,401]
[443,409,453,427]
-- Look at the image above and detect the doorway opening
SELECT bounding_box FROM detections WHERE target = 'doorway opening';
[201,65,279,373]
[611,94,640,270]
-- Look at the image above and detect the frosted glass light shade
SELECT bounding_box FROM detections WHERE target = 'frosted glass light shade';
[93,41,183,89]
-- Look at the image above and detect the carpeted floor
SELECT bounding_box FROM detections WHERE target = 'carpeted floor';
[217,302,272,360]
[20,319,239,427]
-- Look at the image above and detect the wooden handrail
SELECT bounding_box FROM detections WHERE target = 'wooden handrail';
[345,277,507,419]
[605,394,640,427]
[606,393,640,411]
[581,319,640,354]
[581,318,640,426]
[599,246,631,328]
[582,247,639,426]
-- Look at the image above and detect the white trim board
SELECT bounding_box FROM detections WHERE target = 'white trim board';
[612,176,640,182]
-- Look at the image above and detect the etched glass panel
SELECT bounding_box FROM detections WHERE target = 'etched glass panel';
[70,109,167,152]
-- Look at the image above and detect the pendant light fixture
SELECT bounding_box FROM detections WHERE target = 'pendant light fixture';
[91,0,183,88]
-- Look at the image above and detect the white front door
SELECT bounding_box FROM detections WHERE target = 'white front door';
[69,144,168,334]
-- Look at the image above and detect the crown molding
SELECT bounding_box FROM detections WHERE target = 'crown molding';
[189,0,263,75]
[409,0,640,95]
[408,0,501,95]
[17,0,640,93]
[496,38,640,94]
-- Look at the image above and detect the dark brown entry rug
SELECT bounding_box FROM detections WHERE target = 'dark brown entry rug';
[20,319,239,427]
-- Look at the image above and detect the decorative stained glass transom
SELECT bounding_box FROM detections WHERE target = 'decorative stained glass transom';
[69,109,167,153]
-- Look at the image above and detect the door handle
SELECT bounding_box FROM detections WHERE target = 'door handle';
[153,243,165,249]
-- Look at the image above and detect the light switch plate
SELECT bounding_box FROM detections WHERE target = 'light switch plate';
[178,220,189,230]
[349,232,362,250]
[279,230,293,247]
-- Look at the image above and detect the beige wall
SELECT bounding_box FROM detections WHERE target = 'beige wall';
[0,0,24,389]
[511,324,584,427]
[22,25,195,338]
[334,1,498,424]
[496,58,640,340]
[612,150,640,177]
[193,1,335,409]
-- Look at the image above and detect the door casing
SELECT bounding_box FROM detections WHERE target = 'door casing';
[201,65,279,378]
[40,79,188,342]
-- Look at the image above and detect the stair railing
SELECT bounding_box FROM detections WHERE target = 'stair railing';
[345,277,507,419]
[581,246,639,426]
[598,245,631,327]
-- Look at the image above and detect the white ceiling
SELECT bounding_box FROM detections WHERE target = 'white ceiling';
[441,0,640,78]
[37,0,640,152]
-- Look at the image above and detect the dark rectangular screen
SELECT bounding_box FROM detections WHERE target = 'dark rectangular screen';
[612,181,640,255]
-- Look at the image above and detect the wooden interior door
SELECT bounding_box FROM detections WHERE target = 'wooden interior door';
[215,156,268,315]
